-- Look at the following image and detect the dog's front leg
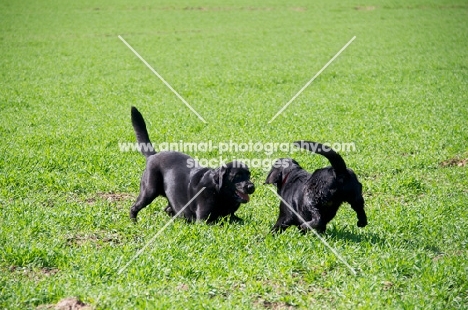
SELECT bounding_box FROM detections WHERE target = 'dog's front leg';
[271,214,295,234]
[164,204,175,217]
[195,206,215,222]
[271,222,287,233]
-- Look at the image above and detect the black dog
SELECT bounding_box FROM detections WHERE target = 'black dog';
[129,107,255,222]
[265,141,367,233]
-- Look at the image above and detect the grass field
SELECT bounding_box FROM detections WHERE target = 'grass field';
[1,0,467,309]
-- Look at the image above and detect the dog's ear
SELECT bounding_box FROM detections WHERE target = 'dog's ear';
[291,159,300,167]
[214,165,227,190]
[265,168,282,185]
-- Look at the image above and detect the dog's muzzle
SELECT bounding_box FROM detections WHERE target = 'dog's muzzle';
[235,183,255,203]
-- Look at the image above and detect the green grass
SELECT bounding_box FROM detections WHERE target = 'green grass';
[1,0,467,309]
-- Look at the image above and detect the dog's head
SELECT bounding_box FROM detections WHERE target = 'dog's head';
[214,161,255,203]
[265,158,301,189]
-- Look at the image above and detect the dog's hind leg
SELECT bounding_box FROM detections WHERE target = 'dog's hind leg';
[350,197,367,228]
[130,170,161,222]
[130,192,158,222]
[299,209,326,233]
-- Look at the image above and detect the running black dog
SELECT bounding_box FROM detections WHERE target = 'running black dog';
[265,141,367,233]
[129,107,255,223]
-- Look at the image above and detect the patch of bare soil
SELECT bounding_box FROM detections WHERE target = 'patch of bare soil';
[66,231,121,247]
[254,298,296,309]
[354,6,376,11]
[382,281,394,291]
[85,192,134,204]
[290,7,307,12]
[440,157,467,167]
[9,266,59,281]
[37,297,91,310]
[181,6,275,11]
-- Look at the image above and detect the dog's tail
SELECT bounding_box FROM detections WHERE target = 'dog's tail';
[131,106,156,157]
[294,141,347,174]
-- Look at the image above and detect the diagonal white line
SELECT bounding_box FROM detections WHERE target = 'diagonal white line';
[268,36,356,124]
[117,187,206,275]
[118,35,207,124]
[267,187,357,275]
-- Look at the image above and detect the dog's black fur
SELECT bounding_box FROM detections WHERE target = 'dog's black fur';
[265,141,367,233]
[129,107,255,222]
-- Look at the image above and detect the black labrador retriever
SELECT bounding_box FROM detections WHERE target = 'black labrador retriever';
[129,107,255,223]
[265,141,367,233]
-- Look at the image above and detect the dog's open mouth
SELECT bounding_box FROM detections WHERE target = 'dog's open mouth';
[235,190,250,203]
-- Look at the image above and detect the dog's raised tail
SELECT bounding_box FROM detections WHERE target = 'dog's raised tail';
[131,106,156,157]
[294,141,347,173]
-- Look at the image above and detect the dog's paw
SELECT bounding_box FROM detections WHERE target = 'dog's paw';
[357,220,368,227]
[229,214,244,224]
[164,205,175,217]
[270,225,287,234]
[300,222,326,233]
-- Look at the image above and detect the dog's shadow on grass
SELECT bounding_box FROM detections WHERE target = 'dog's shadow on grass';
[326,226,385,245]
[326,227,443,255]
